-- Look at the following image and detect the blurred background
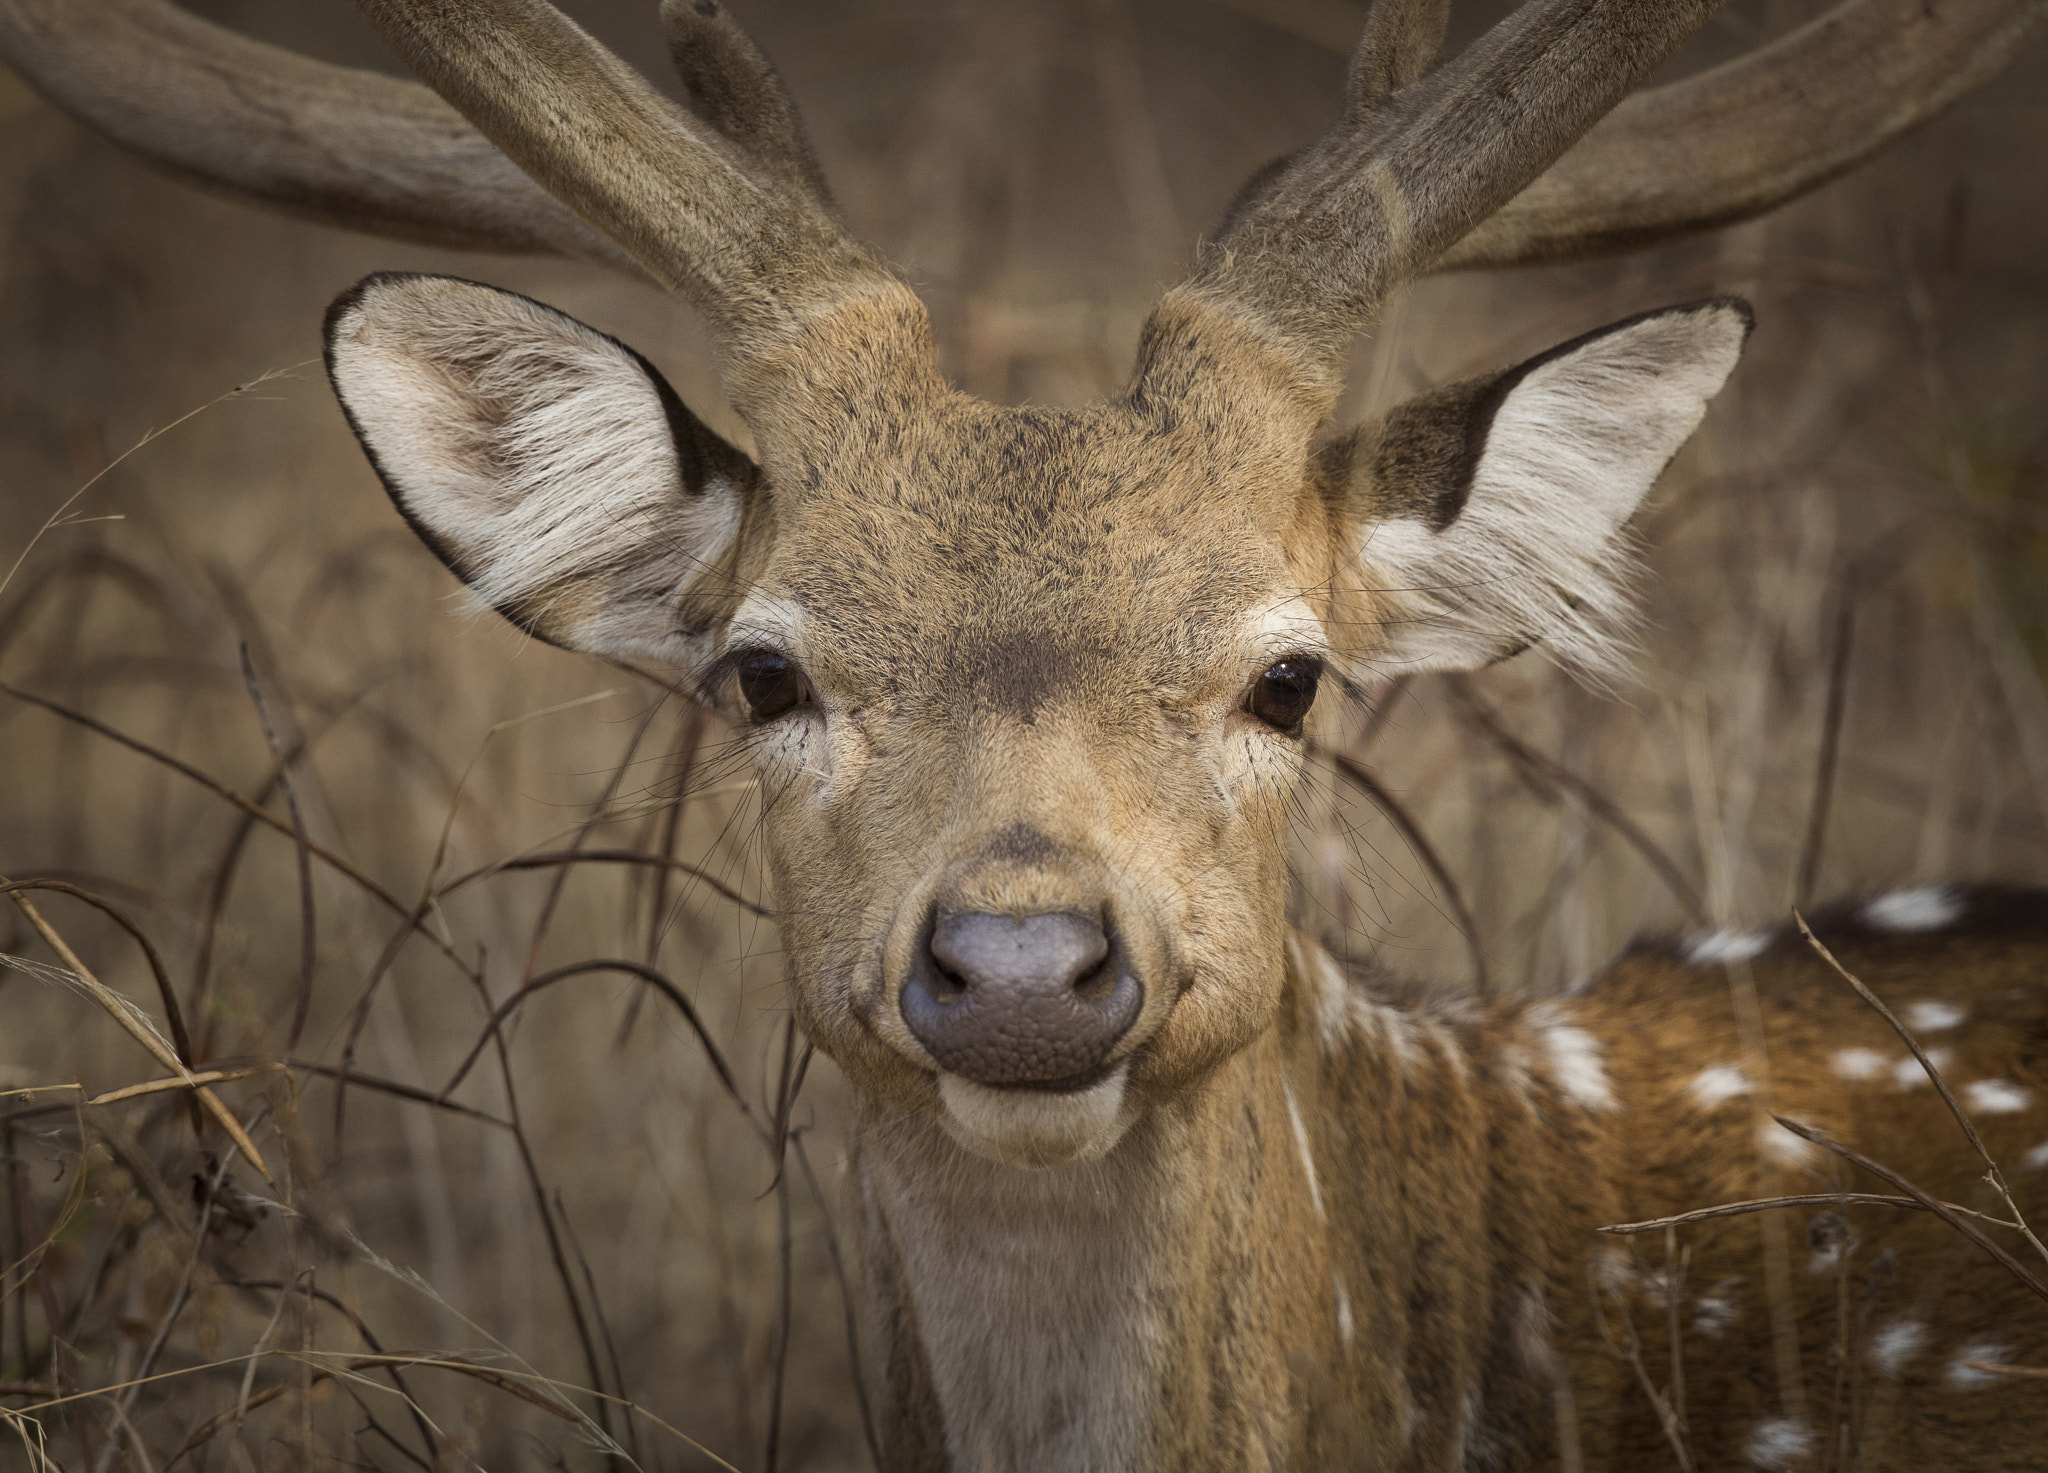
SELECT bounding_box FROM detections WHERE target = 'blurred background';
[0,0,2043,1467]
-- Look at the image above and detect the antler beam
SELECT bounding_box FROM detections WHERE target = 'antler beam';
[1133,0,1724,434]
[1439,0,2048,269]
[0,0,634,272]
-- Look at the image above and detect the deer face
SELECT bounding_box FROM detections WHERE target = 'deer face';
[327,273,1748,1166]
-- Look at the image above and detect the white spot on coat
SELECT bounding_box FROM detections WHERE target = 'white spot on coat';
[1903,1000,1967,1033]
[1683,928,1770,965]
[1688,1064,1752,1109]
[1758,1118,1821,1171]
[1692,1279,1743,1338]
[1862,886,1963,932]
[1892,1047,1955,1090]
[1963,1079,2032,1115]
[1333,1275,1355,1348]
[1870,1318,1929,1377]
[2021,1141,2048,1173]
[1746,1416,1813,1470]
[1526,1002,1615,1112]
[1946,1337,2012,1390]
[1283,1081,1325,1221]
[1832,1047,1891,1081]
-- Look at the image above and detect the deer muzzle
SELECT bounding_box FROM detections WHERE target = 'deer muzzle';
[900,911,1143,1087]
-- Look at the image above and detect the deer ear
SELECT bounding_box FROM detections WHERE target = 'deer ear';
[324,273,755,665]
[1342,297,1752,680]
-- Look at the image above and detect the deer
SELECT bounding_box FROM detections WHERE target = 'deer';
[5,0,2047,1467]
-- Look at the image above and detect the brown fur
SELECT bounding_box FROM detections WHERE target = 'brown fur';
[23,3,2048,1469]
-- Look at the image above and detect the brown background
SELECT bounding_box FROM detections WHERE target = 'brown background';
[1,2,2045,1467]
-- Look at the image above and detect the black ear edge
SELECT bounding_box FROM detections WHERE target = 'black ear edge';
[1352,295,1756,533]
[321,272,759,649]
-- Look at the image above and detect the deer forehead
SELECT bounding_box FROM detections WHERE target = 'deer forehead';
[754,408,1332,706]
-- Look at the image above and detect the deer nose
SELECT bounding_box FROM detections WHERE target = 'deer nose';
[900,911,1142,1087]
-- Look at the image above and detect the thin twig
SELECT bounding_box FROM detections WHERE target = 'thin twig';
[437,849,772,918]
[1770,1116,2048,1306]
[7,890,271,1184]
[0,680,469,973]
[794,1132,883,1472]
[1450,680,1708,923]
[1319,747,1490,995]
[763,1019,801,1473]
[166,1352,576,1466]
[436,960,756,1131]
[1600,1192,2017,1236]
[1795,593,1856,909]
[238,645,316,1052]
[1794,912,2048,1267]
[556,1188,641,1468]
[0,878,201,1137]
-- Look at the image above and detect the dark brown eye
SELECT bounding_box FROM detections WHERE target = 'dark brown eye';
[1247,658,1322,733]
[737,651,810,722]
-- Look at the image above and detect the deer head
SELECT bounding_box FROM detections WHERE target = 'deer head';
[5,0,2036,1168]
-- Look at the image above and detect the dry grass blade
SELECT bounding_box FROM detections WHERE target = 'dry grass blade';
[1319,745,1490,994]
[6,891,273,1185]
[794,1131,883,1472]
[437,959,757,1132]
[1794,592,1856,909]
[0,679,467,971]
[0,366,305,603]
[167,1352,577,1466]
[238,644,317,1052]
[0,880,192,1068]
[437,848,772,917]
[1794,911,2048,1267]
[1770,1115,2048,1307]
[1449,678,1709,924]
[285,1059,512,1129]
[1962,1361,2048,1379]
[1600,1192,2020,1235]
[86,1064,282,1107]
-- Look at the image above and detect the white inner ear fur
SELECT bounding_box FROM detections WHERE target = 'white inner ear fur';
[328,278,743,666]
[1360,302,1748,681]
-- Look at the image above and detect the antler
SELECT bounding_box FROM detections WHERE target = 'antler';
[0,0,940,451]
[1440,0,2048,270]
[351,0,941,441]
[1134,0,2045,441]
[1131,0,1725,439]
[0,0,633,271]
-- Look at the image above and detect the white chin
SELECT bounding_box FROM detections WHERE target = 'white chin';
[937,1065,1135,1168]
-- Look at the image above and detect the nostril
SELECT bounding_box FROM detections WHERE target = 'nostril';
[904,910,1140,1087]
[929,911,1109,995]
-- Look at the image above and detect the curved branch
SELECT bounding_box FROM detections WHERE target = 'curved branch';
[436,959,756,1131]
[437,847,772,918]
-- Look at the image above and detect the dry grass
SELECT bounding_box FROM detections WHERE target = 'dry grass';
[0,0,2044,1468]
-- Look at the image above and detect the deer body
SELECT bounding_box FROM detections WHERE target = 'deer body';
[860,895,2048,1471]
[9,1,2048,1468]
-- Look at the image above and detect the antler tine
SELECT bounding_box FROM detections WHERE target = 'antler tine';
[1132,0,1721,438]
[1347,0,1451,116]
[660,0,837,214]
[1437,0,2048,270]
[351,0,939,440]
[0,0,635,272]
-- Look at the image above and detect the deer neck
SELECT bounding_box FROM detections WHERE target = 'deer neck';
[850,930,1616,1471]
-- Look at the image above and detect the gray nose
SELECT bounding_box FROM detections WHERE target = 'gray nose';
[900,911,1142,1087]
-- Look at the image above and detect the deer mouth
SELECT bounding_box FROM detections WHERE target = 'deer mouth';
[936,1061,1137,1168]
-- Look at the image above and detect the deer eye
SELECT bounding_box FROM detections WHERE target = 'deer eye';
[736,651,811,722]
[1246,658,1322,733]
